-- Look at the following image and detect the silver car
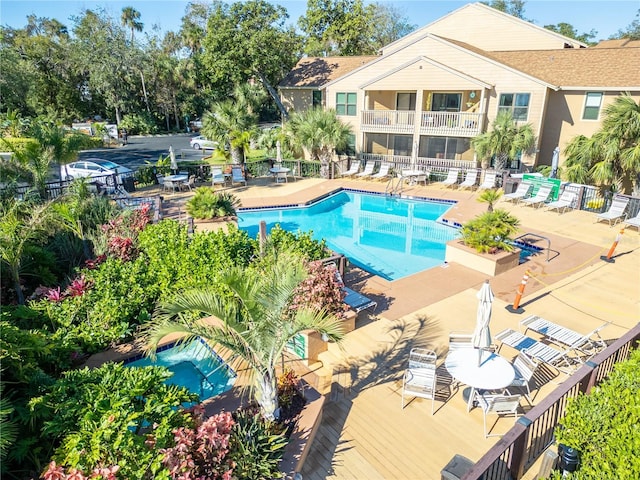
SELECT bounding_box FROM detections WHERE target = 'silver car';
[62,158,132,183]
[190,136,218,150]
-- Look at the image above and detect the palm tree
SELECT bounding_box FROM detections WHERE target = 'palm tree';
[563,93,640,194]
[144,250,345,420]
[477,188,503,212]
[472,110,536,172]
[285,108,353,179]
[121,6,143,44]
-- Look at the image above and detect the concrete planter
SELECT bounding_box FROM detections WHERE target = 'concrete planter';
[445,240,520,276]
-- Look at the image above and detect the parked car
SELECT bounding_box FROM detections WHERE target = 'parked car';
[61,158,132,184]
[190,136,218,150]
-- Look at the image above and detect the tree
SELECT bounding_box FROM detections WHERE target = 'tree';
[544,22,597,45]
[144,249,345,420]
[369,3,417,51]
[285,108,352,179]
[563,93,640,194]
[471,110,536,172]
[610,9,640,40]
[121,6,143,44]
[483,0,529,20]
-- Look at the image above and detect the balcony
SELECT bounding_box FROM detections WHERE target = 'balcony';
[360,110,483,137]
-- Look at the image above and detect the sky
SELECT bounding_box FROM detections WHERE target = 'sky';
[1,0,638,42]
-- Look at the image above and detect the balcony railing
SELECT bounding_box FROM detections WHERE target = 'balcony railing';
[359,153,476,171]
[360,110,483,137]
[462,322,640,480]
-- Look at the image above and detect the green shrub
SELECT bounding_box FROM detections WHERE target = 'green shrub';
[119,113,158,135]
[185,187,240,219]
[263,224,329,261]
[552,349,640,479]
[459,209,520,253]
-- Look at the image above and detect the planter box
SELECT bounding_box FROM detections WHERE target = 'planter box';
[445,240,520,276]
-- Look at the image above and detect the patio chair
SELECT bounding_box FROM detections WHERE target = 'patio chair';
[596,195,629,226]
[275,171,288,183]
[506,353,539,403]
[371,163,391,181]
[458,169,479,189]
[495,328,577,375]
[211,167,226,187]
[342,160,361,177]
[181,175,197,191]
[448,332,474,352]
[163,179,177,193]
[401,348,438,414]
[624,209,640,232]
[521,184,553,208]
[477,392,522,438]
[231,166,247,186]
[545,190,577,213]
[503,181,532,203]
[441,168,460,187]
[356,161,376,179]
[478,171,498,190]
[520,315,609,357]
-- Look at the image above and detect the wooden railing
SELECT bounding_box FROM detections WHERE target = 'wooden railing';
[462,323,640,480]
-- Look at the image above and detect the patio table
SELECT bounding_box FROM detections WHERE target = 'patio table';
[445,348,515,411]
[164,174,188,192]
[270,166,290,183]
[402,169,425,185]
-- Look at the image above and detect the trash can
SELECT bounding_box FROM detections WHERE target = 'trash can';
[558,444,580,477]
[122,176,136,193]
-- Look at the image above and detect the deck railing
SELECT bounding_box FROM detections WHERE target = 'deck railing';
[462,323,640,480]
[360,110,415,134]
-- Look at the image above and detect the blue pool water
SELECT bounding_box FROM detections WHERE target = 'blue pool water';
[237,190,459,281]
[124,338,236,401]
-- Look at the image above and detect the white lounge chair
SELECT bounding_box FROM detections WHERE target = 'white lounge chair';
[478,171,498,190]
[342,160,361,177]
[356,161,376,179]
[521,184,553,208]
[401,348,438,414]
[211,168,226,187]
[546,190,577,213]
[503,182,532,203]
[458,169,479,189]
[371,163,391,181]
[520,315,609,357]
[495,328,577,374]
[624,209,640,232]
[231,166,247,186]
[596,196,629,226]
[441,168,460,187]
[477,392,522,438]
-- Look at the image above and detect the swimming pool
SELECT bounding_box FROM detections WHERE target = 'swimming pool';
[237,189,459,281]
[124,338,236,401]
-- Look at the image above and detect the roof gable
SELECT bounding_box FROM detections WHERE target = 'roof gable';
[278,56,377,88]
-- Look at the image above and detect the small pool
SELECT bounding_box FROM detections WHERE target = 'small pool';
[237,189,459,281]
[124,338,236,401]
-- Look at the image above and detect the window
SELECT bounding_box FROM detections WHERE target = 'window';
[396,93,416,111]
[336,92,357,116]
[498,93,530,121]
[582,92,603,120]
[431,93,461,112]
[312,90,322,108]
[423,136,469,160]
[393,135,413,156]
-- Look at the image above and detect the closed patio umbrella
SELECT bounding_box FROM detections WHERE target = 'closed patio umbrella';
[473,280,494,366]
[411,141,418,170]
[276,140,282,164]
[169,145,177,173]
[550,146,560,178]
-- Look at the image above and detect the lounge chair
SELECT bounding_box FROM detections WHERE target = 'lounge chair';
[458,169,479,189]
[356,161,376,179]
[624,209,640,232]
[441,168,460,187]
[401,348,438,414]
[231,166,247,186]
[371,163,391,181]
[520,184,553,208]
[477,392,522,438]
[334,269,377,313]
[503,181,532,203]
[211,167,226,187]
[596,195,629,226]
[495,328,577,374]
[478,171,498,190]
[545,190,577,213]
[506,353,539,403]
[342,160,361,177]
[520,315,609,357]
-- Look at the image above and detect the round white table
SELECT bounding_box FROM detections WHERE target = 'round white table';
[445,348,515,411]
[270,166,290,183]
[402,169,426,185]
[164,174,188,192]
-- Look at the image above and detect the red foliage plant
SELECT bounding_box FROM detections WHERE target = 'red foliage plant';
[65,275,93,297]
[42,461,119,480]
[290,261,348,318]
[107,236,136,262]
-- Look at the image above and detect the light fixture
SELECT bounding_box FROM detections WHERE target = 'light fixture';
[321,333,329,342]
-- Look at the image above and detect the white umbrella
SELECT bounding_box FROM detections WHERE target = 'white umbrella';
[169,145,177,173]
[411,141,418,170]
[276,140,282,164]
[550,146,560,178]
[472,280,494,366]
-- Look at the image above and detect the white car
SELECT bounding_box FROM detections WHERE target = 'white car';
[62,158,132,183]
[190,136,217,150]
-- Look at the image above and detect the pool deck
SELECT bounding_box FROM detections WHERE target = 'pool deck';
[143,176,640,478]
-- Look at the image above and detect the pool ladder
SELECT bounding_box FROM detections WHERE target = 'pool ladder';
[385,176,404,196]
[513,232,552,262]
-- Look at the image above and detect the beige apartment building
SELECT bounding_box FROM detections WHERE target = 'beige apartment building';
[279,2,640,172]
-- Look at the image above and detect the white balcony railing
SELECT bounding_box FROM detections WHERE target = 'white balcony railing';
[360,110,483,137]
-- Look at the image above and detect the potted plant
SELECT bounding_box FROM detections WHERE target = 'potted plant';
[185,187,240,221]
[445,209,521,276]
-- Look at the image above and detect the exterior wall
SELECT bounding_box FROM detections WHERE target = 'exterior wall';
[280,89,314,113]
[539,90,640,169]
[368,91,396,110]
[384,3,583,55]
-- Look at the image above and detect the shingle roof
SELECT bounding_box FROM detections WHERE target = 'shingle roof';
[278,56,377,88]
[592,38,640,48]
